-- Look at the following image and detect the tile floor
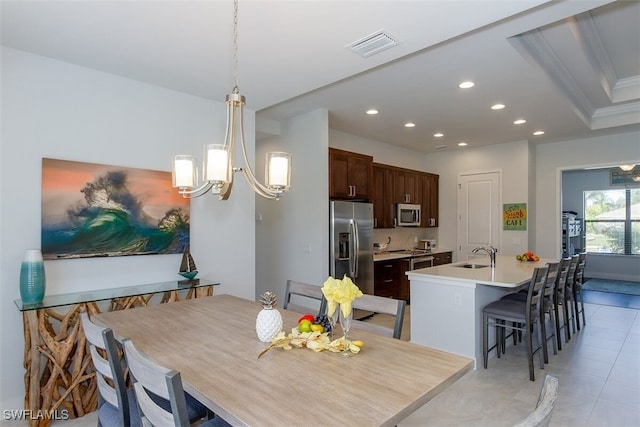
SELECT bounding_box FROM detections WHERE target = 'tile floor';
[15,300,640,427]
[398,302,640,427]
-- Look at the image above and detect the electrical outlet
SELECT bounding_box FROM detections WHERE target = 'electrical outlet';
[454,293,462,306]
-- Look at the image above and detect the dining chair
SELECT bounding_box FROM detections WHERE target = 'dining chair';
[482,266,548,381]
[350,294,406,339]
[122,338,230,427]
[573,252,587,330]
[80,311,142,427]
[513,374,559,427]
[553,257,572,350]
[283,279,327,316]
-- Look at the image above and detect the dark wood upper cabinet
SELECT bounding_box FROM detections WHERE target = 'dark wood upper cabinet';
[394,168,423,205]
[329,148,373,200]
[330,149,438,228]
[421,173,439,227]
[372,164,395,228]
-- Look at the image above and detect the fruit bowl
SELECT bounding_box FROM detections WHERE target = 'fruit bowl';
[516,252,539,262]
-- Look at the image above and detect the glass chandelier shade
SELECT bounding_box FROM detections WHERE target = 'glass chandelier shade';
[172,0,291,201]
[619,164,635,171]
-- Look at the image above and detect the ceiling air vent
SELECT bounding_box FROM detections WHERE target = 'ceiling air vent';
[347,30,398,58]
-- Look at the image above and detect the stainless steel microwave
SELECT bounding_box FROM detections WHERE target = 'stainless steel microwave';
[395,203,421,227]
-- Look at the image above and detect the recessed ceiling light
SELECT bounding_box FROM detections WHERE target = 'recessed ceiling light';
[366,109,379,115]
[458,81,475,89]
[513,119,526,125]
[458,142,468,147]
[491,103,506,110]
[404,122,415,128]
[533,130,545,136]
[434,132,444,138]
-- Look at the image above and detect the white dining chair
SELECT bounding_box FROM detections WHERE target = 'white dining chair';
[122,338,230,427]
[350,293,406,339]
[513,374,559,427]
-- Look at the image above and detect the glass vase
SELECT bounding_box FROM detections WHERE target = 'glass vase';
[339,305,353,358]
[19,249,46,304]
[327,301,339,339]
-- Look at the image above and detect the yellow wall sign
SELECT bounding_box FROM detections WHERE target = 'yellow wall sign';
[504,203,527,230]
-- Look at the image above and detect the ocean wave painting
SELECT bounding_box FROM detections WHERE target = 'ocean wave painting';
[41,158,190,260]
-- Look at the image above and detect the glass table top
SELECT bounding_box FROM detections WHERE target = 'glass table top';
[14,279,220,311]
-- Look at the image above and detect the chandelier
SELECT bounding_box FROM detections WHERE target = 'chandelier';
[172,0,291,200]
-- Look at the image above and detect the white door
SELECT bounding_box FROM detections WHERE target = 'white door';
[458,172,501,261]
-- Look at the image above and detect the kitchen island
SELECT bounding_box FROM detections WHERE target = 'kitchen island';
[406,255,555,366]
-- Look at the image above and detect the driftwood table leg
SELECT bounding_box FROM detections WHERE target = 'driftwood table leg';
[24,311,41,427]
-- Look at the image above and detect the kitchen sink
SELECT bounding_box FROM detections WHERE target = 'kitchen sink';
[456,263,490,269]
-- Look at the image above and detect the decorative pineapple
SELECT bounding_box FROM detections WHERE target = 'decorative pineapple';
[256,291,283,342]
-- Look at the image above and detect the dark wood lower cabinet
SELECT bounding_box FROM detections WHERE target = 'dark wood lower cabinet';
[432,251,453,266]
[374,259,400,299]
[374,252,452,303]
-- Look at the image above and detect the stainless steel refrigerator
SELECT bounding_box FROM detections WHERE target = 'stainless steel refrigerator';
[329,201,374,296]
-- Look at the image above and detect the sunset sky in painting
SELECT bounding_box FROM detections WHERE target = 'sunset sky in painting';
[42,158,189,226]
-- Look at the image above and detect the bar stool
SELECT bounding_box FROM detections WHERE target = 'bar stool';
[483,266,549,381]
[500,262,559,363]
[553,257,572,350]
[573,252,587,330]
[564,255,579,335]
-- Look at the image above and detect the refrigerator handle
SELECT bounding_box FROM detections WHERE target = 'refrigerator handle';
[348,219,355,277]
[352,219,360,278]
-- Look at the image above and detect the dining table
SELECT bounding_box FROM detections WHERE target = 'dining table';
[92,293,473,427]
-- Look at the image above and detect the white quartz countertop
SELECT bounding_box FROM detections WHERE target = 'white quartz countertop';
[406,255,555,288]
[373,249,452,262]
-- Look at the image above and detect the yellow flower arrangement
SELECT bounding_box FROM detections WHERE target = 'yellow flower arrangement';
[321,275,363,318]
[257,328,362,358]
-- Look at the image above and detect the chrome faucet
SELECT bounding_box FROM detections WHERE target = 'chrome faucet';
[472,245,498,268]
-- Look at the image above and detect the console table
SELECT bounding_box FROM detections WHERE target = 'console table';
[14,279,219,427]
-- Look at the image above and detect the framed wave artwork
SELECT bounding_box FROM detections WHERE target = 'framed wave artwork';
[41,158,190,260]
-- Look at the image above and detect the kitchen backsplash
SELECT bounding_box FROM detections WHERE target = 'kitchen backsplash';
[373,227,438,252]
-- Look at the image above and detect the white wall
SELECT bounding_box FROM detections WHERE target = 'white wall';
[330,129,428,171]
[422,140,532,259]
[535,129,640,264]
[0,47,256,409]
[255,109,329,303]
[559,159,640,281]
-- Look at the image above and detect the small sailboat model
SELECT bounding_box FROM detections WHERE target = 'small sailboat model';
[178,248,198,281]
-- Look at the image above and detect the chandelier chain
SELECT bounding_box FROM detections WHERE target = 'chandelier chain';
[232,0,239,93]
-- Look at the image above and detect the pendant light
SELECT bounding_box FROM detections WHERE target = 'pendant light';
[172,0,291,200]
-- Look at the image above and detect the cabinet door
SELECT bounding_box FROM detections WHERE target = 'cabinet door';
[374,260,400,299]
[394,170,408,203]
[395,169,422,204]
[432,251,452,266]
[349,154,372,199]
[329,148,372,200]
[372,164,395,228]
[421,173,439,227]
[329,149,351,198]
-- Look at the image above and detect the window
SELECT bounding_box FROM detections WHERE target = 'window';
[584,188,640,255]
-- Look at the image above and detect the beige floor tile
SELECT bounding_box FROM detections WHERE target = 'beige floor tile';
[586,399,640,427]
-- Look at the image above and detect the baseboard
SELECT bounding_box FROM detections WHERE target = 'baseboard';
[584,274,640,283]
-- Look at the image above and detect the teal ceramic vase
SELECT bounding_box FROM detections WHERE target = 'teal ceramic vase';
[19,249,46,304]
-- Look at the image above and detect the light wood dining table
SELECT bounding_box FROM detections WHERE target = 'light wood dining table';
[92,294,473,427]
